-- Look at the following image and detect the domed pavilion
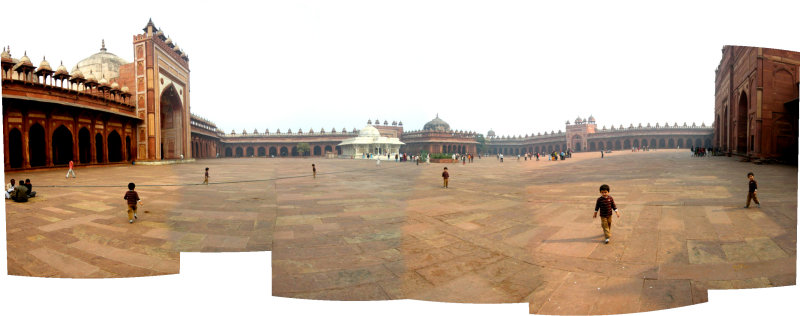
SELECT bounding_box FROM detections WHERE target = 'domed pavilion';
[338,125,404,159]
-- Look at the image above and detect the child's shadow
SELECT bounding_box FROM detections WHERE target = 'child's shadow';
[540,235,604,244]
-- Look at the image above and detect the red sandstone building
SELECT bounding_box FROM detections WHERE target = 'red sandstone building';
[4,25,794,171]
[714,46,800,162]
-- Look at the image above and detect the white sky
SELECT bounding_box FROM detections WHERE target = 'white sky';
[2,1,799,315]
[3,0,799,137]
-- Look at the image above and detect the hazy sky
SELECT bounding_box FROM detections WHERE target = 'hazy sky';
[2,0,799,137]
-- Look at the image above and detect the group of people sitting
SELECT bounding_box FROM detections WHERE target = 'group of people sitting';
[5,178,36,202]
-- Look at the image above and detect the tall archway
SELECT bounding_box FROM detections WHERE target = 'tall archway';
[623,139,631,149]
[52,125,74,165]
[633,139,639,148]
[79,128,91,163]
[8,128,23,168]
[95,133,104,163]
[269,147,277,156]
[668,138,675,148]
[736,92,748,153]
[650,138,657,148]
[280,147,288,157]
[314,146,321,156]
[678,139,685,148]
[160,85,185,159]
[246,147,254,157]
[659,139,666,148]
[108,131,122,162]
[258,147,266,157]
[235,147,244,157]
[571,135,583,151]
[614,140,621,150]
[291,146,298,156]
[324,145,332,153]
[225,147,233,157]
[29,123,46,167]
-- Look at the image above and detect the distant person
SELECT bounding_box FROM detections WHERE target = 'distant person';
[10,181,29,202]
[312,164,316,179]
[745,172,760,208]
[66,160,76,179]
[500,153,504,162]
[593,184,620,244]
[24,179,36,198]
[442,167,449,188]
[203,167,209,185]
[123,182,143,224]
[376,156,381,167]
[601,151,604,158]
[5,179,15,199]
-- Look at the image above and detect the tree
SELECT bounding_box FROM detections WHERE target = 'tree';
[297,142,311,156]
[475,134,486,154]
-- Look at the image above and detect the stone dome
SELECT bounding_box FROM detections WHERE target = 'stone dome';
[588,115,596,122]
[358,125,382,138]
[423,114,451,132]
[71,40,129,83]
[487,129,496,137]
[37,57,52,71]
[55,61,68,75]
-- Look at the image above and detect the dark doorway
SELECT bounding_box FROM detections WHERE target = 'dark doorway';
[280,147,288,157]
[52,125,73,165]
[235,147,243,157]
[225,147,233,157]
[269,147,277,156]
[108,131,122,162]
[736,93,748,153]
[29,123,46,167]
[8,128,23,168]
[258,147,266,157]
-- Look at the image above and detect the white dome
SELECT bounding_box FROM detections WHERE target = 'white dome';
[358,125,381,137]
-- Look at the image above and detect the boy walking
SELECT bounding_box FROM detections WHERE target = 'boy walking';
[312,164,316,179]
[66,160,76,179]
[442,167,449,188]
[745,172,760,208]
[203,167,209,185]
[124,182,143,224]
[593,184,620,244]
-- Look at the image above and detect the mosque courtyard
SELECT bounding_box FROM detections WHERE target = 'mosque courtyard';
[4,149,797,314]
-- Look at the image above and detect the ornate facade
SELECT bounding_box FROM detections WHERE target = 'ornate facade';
[486,117,713,156]
[2,19,193,170]
[714,46,800,162]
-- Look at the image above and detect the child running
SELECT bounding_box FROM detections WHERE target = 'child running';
[593,184,620,244]
[123,182,143,224]
[745,172,760,208]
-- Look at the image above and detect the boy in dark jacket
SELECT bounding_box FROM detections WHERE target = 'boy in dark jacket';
[745,172,760,208]
[593,184,620,244]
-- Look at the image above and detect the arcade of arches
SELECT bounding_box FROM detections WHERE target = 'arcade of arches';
[3,100,138,170]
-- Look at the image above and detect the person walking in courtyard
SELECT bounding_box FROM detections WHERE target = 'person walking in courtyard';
[123,182,143,224]
[66,160,76,179]
[442,167,449,188]
[593,184,620,244]
[312,164,317,179]
[203,167,210,184]
[745,172,760,208]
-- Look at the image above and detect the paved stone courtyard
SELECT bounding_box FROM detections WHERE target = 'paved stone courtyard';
[269,150,796,314]
[4,150,797,314]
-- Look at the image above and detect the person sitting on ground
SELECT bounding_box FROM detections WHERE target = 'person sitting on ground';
[5,179,15,199]
[24,179,36,198]
[11,181,29,202]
